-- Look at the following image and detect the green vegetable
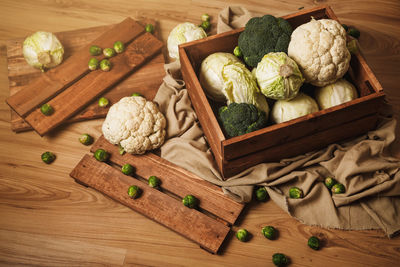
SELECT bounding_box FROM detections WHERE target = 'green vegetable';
[103,48,116,58]
[41,151,56,164]
[113,41,125,53]
[272,253,288,267]
[89,45,102,56]
[324,177,337,190]
[100,59,111,71]
[348,27,360,39]
[98,97,109,107]
[233,46,242,58]
[118,144,125,155]
[238,15,292,67]
[289,187,303,199]
[145,23,154,33]
[88,58,99,71]
[236,229,249,242]
[94,149,109,162]
[315,79,358,110]
[219,102,268,138]
[23,31,64,72]
[200,20,211,32]
[127,185,141,199]
[148,175,161,188]
[255,187,269,202]
[332,183,346,194]
[201,13,210,22]
[347,39,359,54]
[308,236,320,250]
[255,52,304,100]
[40,103,54,116]
[121,163,134,175]
[131,92,142,97]
[262,226,277,240]
[182,195,198,209]
[79,133,94,145]
[342,24,349,32]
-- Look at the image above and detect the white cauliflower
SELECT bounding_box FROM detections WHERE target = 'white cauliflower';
[288,19,350,86]
[102,96,166,154]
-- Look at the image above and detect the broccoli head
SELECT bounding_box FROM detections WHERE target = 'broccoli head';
[218,102,268,137]
[238,15,293,67]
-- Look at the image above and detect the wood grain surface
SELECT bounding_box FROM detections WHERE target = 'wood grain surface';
[0,0,400,266]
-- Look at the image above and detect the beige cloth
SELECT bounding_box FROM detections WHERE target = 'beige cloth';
[153,7,400,237]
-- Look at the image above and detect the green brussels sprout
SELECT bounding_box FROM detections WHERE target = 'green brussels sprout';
[255,187,269,202]
[200,20,211,32]
[118,144,125,155]
[261,226,277,240]
[41,151,56,164]
[103,48,116,58]
[40,103,54,116]
[308,236,320,250]
[79,133,94,145]
[233,46,242,58]
[98,97,109,107]
[182,194,198,209]
[100,59,111,71]
[148,175,161,188]
[236,228,249,242]
[113,41,125,53]
[331,183,346,194]
[324,177,337,190]
[201,13,210,22]
[89,45,102,56]
[341,24,349,32]
[121,163,134,175]
[272,253,288,267]
[88,58,99,70]
[145,23,154,33]
[94,148,109,162]
[348,27,360,39]
[289,187,303,199]
[347,39,358,54]
[131,92,142,97]
[127,185,141,199]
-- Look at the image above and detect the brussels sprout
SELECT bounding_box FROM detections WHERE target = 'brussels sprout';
[262,226,277,240]
[40,103,54,116]
[94,148,109,162]
[324,177,337,190]
[100,59,111,71]
[201,13,210,22]
[348,27,360,39]
[342,24,349,31]
[121,163,134,175]
[332,183,346,194]
[289,187,303,199]
[113,41,125,53]
[308,236,320,250]
[272,253,288,267]
[131,92,142,97]
[88,58,99,70]
[41,151,56,164]
[98,97,109,107]
[148,175,161,188]
[79,133,94,145]
[89,45,102,56]
[236,228,249,242]
[182,195,198,209]
[127,185,141,199]
[118,144,125,155]
[347,39,358,54]
[145,23,154,33]
[255,187,269,202]
[200,21,211,32]
[103,48,116,58]
[233,46,242,58]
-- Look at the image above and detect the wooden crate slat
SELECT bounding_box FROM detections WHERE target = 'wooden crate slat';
[90,135,244,225]
[6,18,145,117]
[70,154,231,254]
[23,33,163,136]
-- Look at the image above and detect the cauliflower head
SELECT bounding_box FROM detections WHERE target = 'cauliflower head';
[288,19,350,86]
[102,96,167,154]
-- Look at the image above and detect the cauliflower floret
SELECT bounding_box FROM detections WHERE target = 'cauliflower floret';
[288,19,350,86]
[102,96,166,154]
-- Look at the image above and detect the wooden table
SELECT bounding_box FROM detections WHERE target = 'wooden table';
[1,0,399,266]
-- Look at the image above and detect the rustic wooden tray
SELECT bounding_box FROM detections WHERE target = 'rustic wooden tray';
[70,136,244,254]
[6,18,164,135]
[179,5,386,178]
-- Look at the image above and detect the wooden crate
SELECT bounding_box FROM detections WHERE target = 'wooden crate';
[70,136,244,254]
[179,5,385,178]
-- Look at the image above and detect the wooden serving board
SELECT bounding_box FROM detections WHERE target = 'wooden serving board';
[6,18,165,133]
[70,136,244,254]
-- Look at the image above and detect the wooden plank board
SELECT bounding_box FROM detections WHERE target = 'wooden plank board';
[23,33,163,136]
[90,135,244,225]
[70,154,231,254]
[6,20,165,133]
